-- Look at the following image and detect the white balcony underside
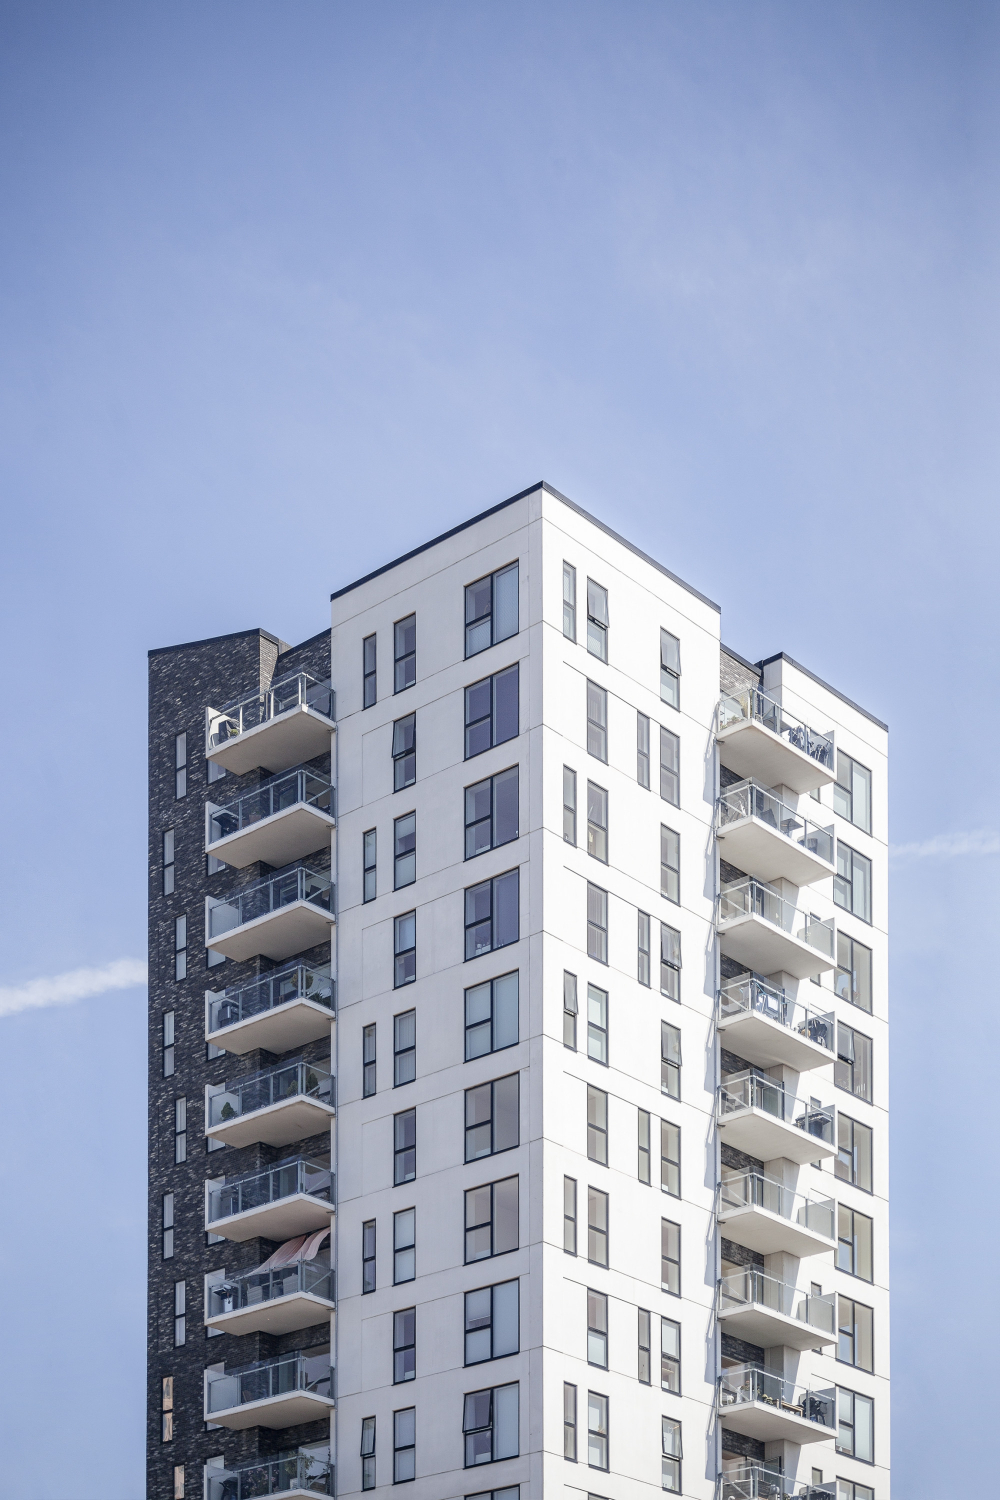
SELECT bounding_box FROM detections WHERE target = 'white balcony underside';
[207,1194,335,1244]
[206,998,335,1057]
[718,1202,837,1259]
[206,1389,336,1431]
[207,901,335,963]
[207,805,336,870]
[716,817,834,888]
[206,1096,336,1150]
[208,707,334,776]
[717,1010,833,1072]
[717,719,835,793]
[718,913,834,980]
[718,1302,836,1351]
[718,1106,837,1165]
[719,1399,835,1445]
[206,1292,336,1338]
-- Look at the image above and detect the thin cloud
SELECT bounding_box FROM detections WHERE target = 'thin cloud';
[0,959,148,1019]
[890,829,1000,862]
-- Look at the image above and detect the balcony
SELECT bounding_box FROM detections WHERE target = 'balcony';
[718,879,834,980]
[207,767,336,870]
[717,1463,835,1500]
[207,1059,335,1149]
[206,866,334,963]
[718,1071,836,1165]
[717,780,834,887]
[717,976,834,1072]
[206,1241,335,1336]
[719,1363,836,1445]
[205,1350,334,1430]
[206,672,335,776]
[718,1267,836,1350]
[206,1156,334,1243]
[717,688,835,794]
[206,1451,334,1500]
[206,964,334,1057]
[718,1170,836,1258]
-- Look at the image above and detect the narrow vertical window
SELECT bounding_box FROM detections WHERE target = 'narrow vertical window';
[564,1381,578,1459]
[638,1108,651,1184]
[660,1022,681,1100]
[394,1010,416,1086]
[659,727,679,806]
[393,1208,415,1282]
[393,1406,416,1482]
[394,912,416,987]
[174,733,187,799]
[563,562,577,640]
[638,911,651,986]
[587,884,608,964]
[837,1295,874,1373]
[162,1193,174,1259]
[563,1176,577,1254]
[834,751,872,834]
[173,1466,184,1500]
[835,1022,874,1103]
[563,971,578,1050]
[363,829,377,902]
[660,1120,680,1197]
[363,1023,377,1097]
[394,614,416,693]
[660,827,680,904]
[174,916,187,981]
[363,633,377,708]
[586,681,608,762]
[563,766,577,844]
[661,1219,680,1295]
[173,1280,186,1346]
[637,712,650,788]
[392,714,416,790]
[587,1390,609,1470]
[161,1376,174,1442]
[659,629,680,709]
[393,1308,416,1383]
[587,984,608,1064]
[362,1219,376,1293]
[836,1388,874,1462]
[394,1109,416,1184]
[587,1187,609,1267]
[661,1417,682,1492]
[836,841,872,924]
[660,1317,681,1392]
[162,829,175,894]
[660,923,681,1001]
[361,1416,376,1490]
[587,782,608,863]
[587,1085,608,1165]
[586,580,609,662]
[587,1289,608,1368]
[162,1011,175,1078]
[394,813,416,888]
[173,1098,187,1164]
[836,932,873,1013]
[638,1308,652,1384]
[836,1116,874,1194]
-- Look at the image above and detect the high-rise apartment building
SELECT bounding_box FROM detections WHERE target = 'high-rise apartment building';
[147,483,888,1500]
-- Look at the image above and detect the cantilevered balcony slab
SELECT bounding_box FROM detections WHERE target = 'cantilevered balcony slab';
[206,965,334,1057]
[207,1060,336,1149]
[206,1158,334,1244]
[719,1367,836,1445]
[207,1094,336,1150]
[209,803,336,870]
[206,1255,335,1336]
[206,673,335,776]
[717,690,835,794]
[207,1290,336,1338]
[718,1272,836,1351]
[716,782,835,887]
[717,978,834,1073]
[208,1192,335,1245]
[718,1174,837,1258]
[209,1386,336,1431]
[718,880,834,981]
[207,867,335,963]
[718,1077,837,1165]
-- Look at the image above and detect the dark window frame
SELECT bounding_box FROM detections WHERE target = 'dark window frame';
[362,1219,376,1293]
[586,578,609,663]
[661,1218,680,1296]
[363,633,377,709]
[587,781,608,864]
[660,825,680,904]
[465,766,519,861]
[465,971,519,1061]
[660,1021,681,1100]
[464,869,520,961]
[586,984,608,1065]
[836,931,873,1013]
[637,712,650,788]
[834,750,872,835]
[563,563,577,641]
[392,713,416,791]
[835,1021,873,1103]
[394,813,416,890]
[586,681,608,762]
[587,884,608,965]
[393,1307,416,1384]
[465,562,519,659]
[659,725,679,806]
[393,1009,416,1087]
[637,911,651,986]
[659,629,680,710]
[394,911,416,988]
[563,971,578,1050]
[587,1185,609,1268]
[363,828,377,903]
[162,828,175,895]
[393,614,416,695]
[363,1023,377,1097]
[587,1287,608,1368]
[394,1108,416,1185]
[835,840,872,925]
[465,1072,520,1162]
[393,1207,415,1283]
[464,664,520,760]
[587,1085,608,1165]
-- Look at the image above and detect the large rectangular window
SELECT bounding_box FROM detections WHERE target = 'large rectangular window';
[837,1205,873,1281]
[661,1417,682,1492]
[361,1415,376,1490]
[363,1023,377,1097]
[587,884,608,964]
[834,752,872,834]
[587,1085,608,1165]
[465,870,519,959]
[363,633,377,708]
[586,579,609,662]
[465,971,519,1060]
[464,1382,519,1466]
[563,1176,577,1254]
[837,1295,874,1372]
[394,1010,416,1086]
[836,1114,873,1193]
[661,1022,681,1099]
[563,562,577,640]
[466,767,519,858]
[587,1289,608,1368]
[563,1381,577,1460]
[587,984,608,1064]
[587,1187,608,1267]
[660,1318,680,1393]
[362,1220,376,1293]
[660,826,679,903]
[174,733,187,799]
[661,1219,680,1295]
[563,971,578,1050]
[394,614,416,693]
[394,912,416,987]
[836,1388,874,1463]
[835,841,872,924]
[637,712,650,788]
[660,923,680,1001]
[659,629,680,709]
[394,1208,415,1283]
[465,1278,519,1364]
[465,563,519,657]
[174,916,187,981]
[586,782,608,863]
[394,813,416,889]
[563,766,577,844]
[465,665,519,758]
[836,932,872,1013]
[393,1308,416,1383]
[466,1073,519,1161]
[162,829,175,894]
[394,1109,416,1184]
[363,829,377,902]
[660,1120,680,1197]
[587,1390,608,1470]
[659,727,679,806]
[465,1176,519,1262]
[586,681,608,762]
[638,911,651,986]
[393,1406,416,1482]
[836,1022,873,1102]
[392,714,416,791]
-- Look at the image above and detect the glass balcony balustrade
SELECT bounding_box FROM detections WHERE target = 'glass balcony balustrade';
[718,688,834,769]
[208,1059,334,1130]
[207,673,334,753]
[718,779,834,865]
[207,1157,333,1226]
[207,866,333,943]
[208,767,334,846]
[206,1351,333,1416]
[719,1267,836,1336]
[718,879,834,958]
[208,964,333,1036]
[719,1070,835,1146]
[717,1463,835,1500]
[207,1255,334,1321]
[206,1452,334,1500]
[717,976,834,1054]
[719,1363,836,1431]
[719,1170,835,1243]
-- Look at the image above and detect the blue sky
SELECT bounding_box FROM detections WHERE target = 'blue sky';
[0,3,996,1495]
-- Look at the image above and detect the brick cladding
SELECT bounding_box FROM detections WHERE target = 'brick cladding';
[147,627,333,1500]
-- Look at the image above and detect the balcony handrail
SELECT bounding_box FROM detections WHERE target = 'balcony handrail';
[718,879,834,958]
[207,963,333,1035]
[207,865,334,942]
[206,1452,334,1500]
[208,766,334,846]
[718,1266,836,1333]
[209,1058,334,1127]
[717,779,834,864]
[206,672,335,752]
[206,1155,333,1224]
[718,1362,836,1429]
[205,1349,333,1414]
[718,1069,835,1143]
[718,1170,835,1239]
[716,1462,835,1500]
[717,687,834,769]
[717,975,834,1053]
[208,1254,334,1317]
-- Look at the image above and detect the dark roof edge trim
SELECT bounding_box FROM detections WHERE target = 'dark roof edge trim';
[721,643,761,676]
[758,651,888,732]
[330,480,721,613]
[149,627,287,659]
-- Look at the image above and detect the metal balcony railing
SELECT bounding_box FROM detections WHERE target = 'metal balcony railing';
[207,866,333,942]
[207,1157,333,1225]
[717,688,834,769]
[718,779,834,865]
[719,1170,835,1242]
[718,1267,836,1336]
[207,672,334,753]
[207,1255,334,1320]
[719,879,834,958]
[206,1452,334,1500]
[719,1070,835,1147]
[717,1463,835,1500]
[209,767,334,845]
[718,1363,836,1431]
[205,1351,332,1416]
[208,963,334,1035]
[208,1059,334,1129]
[717,975,834,1053]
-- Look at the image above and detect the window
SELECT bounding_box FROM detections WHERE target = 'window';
[465,870,519,959]
[392,714,416,791]
[660,1120,680,1197]
[394,1208,415,1283]
[466,971,519,1059]
[837,1388,874,1463]
[587,1391,608,1470]
[837,1482,874,1500]
[174,916,187,981]
[587,884,608,964]
[563,1381,578,1460]
[661,1219,680,1295]
[394,912,416,987]
[173,1466,185,1500]
[587,1086,608,1165]
[834,752,872,834]
[394,1010,416,1086]
[659,727,679,805]
[394,813,416,888]
[587,579,609,661]
[162,1193,174,1259]
[394,1109,416,1184]
[563,1177,577,1254]
[464,1382,519,1466]
[363,829,377,902]
[836,1022,873,1102]
[173,1280,186,1345]
[465,1278,519,1364]
[563,971,578,1050]
[638,1308,651,1383]
[361,1416,376,1490]
[586,681,607,762]
[393,1308,416,1383]
[394,614,416,693]
[162,1011,175,1078]
[837,1205,873,1281]
[174,733,187,799]
[393,1405,415,1482]
[465,664,519,758]
[587,1289,608,1368]
[660,826,679,903]
[466,1073,519,1161]
[836,1114,873,1193]
[660,1318,680,1392]
[466,767,519,858]
[835,841,872,924]
[638,1109,651,1184]
[836,932,872,1013]
[660,1022,681,1099]
[363,1220,376,1293]
[587,985,608,1064]
[363,633,377,708]
[207,755,225,784]
[563,562,577,640]
[638,912,651,986]
[660,630,680,709]
[465,1175,519,1262]
[466,563,519,657]
[637,712,650,788]
[587,1187,608,1267]
[161,1376,174,1442]
[660,923,680,1001]
[163,829,175,895]
[174,1098,187,1164]
[838,1295,874,1371]
[363,1024,377,1097]
[661,1417,682,1492]
[563,766,577,844]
